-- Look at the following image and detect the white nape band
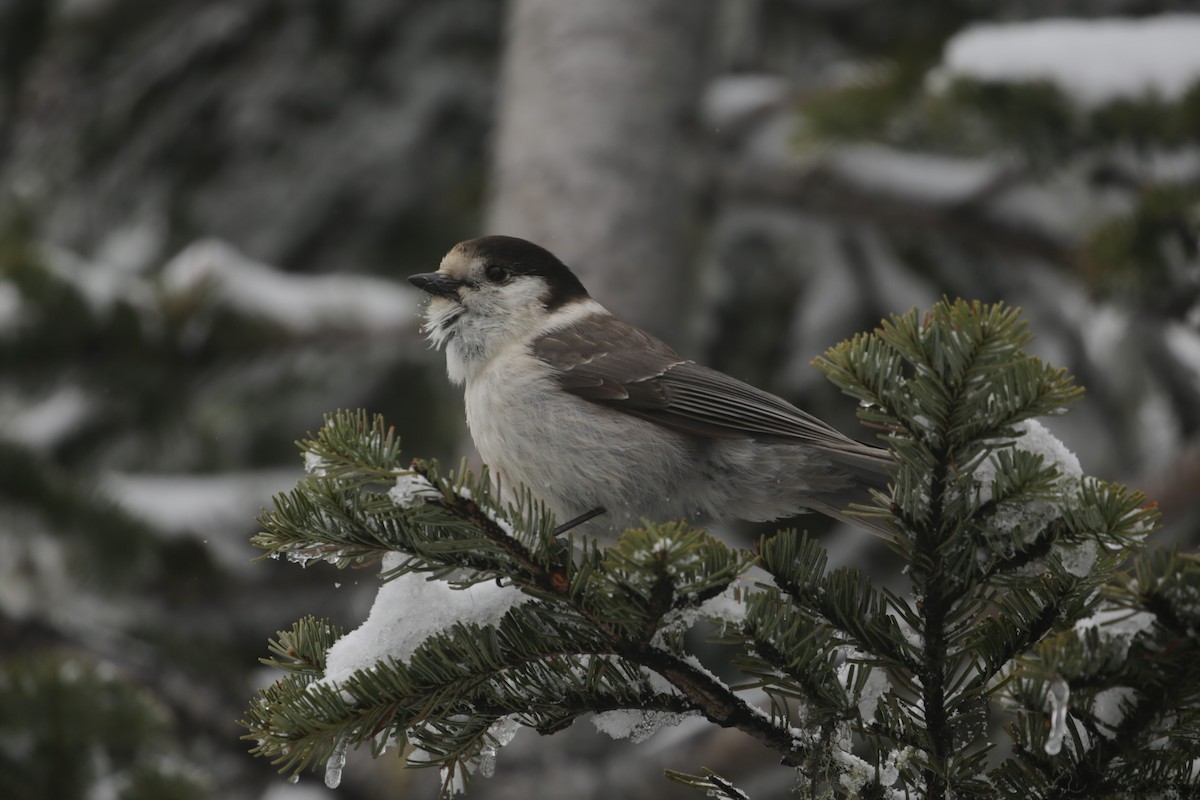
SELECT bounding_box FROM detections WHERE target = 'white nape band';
[540,298,611,335]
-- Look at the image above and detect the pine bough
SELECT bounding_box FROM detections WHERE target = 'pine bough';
[241,300,1199,798]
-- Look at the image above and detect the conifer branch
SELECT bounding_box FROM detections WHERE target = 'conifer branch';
[408,462,812,764]
[913,445,955,800]
[244,302,1196,798]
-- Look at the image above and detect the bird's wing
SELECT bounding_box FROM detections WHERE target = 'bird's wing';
[532,315,885,459]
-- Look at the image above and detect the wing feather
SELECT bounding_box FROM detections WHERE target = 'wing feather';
[533,314,886,459]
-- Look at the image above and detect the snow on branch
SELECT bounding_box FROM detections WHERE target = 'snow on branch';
[937,15,1200,109]
[162,239,419,334]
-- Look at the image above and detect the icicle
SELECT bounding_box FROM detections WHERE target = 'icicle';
[478,716,522,778]
[1044,679,1070,755]
[325,737,348,789]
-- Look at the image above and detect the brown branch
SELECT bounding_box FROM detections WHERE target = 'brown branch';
[632,646,807,767]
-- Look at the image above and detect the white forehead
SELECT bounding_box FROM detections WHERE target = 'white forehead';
[437,247,480,279]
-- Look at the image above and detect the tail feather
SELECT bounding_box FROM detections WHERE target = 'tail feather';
[809,445,894,538]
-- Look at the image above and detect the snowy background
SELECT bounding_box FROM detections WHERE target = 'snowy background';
[1,1,1198,798]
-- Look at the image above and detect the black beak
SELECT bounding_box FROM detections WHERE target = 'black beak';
[408,272,462,297]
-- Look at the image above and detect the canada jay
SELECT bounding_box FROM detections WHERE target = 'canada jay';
[409,235,892,540]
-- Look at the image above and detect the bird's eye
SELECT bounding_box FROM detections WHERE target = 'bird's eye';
[484,264,507,282]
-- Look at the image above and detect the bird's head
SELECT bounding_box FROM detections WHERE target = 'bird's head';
[409,236,591,383]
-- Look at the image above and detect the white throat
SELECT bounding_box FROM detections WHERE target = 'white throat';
[443,297,609,385]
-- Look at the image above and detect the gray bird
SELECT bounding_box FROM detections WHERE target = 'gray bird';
[409,235,892,540]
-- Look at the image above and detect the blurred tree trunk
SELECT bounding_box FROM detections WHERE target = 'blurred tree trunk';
[486,0,714,340]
